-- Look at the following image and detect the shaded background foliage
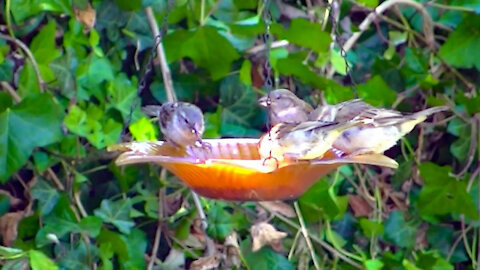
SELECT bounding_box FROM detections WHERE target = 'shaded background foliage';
[0,0,480,269]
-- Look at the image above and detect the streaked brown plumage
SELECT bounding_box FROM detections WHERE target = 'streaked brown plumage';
[258,120,363,162]
[258,89,314,125]
[310,100,449,155]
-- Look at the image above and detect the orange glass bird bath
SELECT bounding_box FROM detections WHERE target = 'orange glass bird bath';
[108,138,398,201]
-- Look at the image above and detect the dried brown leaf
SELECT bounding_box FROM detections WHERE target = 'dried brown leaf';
[260,201,296,218]
[74,3,96,33]
[189,254,222,270]
[224,232,241,269]
[348,195,373,217]
[0,211,24,246]
[251,222,287,252]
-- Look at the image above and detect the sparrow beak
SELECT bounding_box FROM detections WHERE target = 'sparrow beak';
[258,96,268,107]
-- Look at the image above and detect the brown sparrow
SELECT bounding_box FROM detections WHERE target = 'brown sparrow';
[142,102,205,148]
[258,89,314,125]
[258,120,363,163]
[310,100,449,155]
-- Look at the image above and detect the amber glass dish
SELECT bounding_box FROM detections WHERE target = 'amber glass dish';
[108,139,397,201]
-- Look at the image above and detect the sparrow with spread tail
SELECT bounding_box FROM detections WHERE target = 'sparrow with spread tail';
[309,99,449,155]
[142,102,205,148]
[258,89,314,125]
[258,120,363,163]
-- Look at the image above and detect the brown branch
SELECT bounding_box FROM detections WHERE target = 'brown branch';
[0,33,44,92]
[144,7,177,103]
[344,0,435,53]
[0,81,21,103]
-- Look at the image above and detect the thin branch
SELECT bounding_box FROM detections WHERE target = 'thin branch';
[47,168,65,191]
[272,210,362,269]
[144,7,177,102]
[148,170,166,270]
[0,33,44,91]
[0,81,21,103]
[246,40,289,55]
[294,202,321,270]
[344,0,434,53]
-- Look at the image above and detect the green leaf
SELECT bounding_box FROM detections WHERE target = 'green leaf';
[31,20,61,64]
[239,59,252,85]
[29,250,58,270]
[64,104,122,149]
[0,246,25,260]
[244,241,294,270]
[416,251,454,270]
[10,0,41,23]
[0,92,12,113]
[164,26,240,80]
[357,0,379,8]
[129,117,157,141]
[106,73,139,120]
[0,58,14,81]
[94,199,135,234]
[207,203,235,241]
[219,75,262,137]
[271,18,331,53]
[451,0,480,13]
[417,162,478,220]
[439,14,480,71]
[299,180,338,221]
[383,211,417,248]
[114,0,141,11]
[359,219,384,237]
[357,75,396,107]
[0,94,63,182]
[364,259,384,270]
[31,179,60,215]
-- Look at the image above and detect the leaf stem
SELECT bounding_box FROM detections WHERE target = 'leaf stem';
[0,33,44,92]
[294,202,321,270]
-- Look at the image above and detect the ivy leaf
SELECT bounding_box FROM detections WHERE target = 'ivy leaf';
[129,117,157,142]
[357,75,397,107]
[439,14,480,71]
[94,199,135,234]
[271,18,331,54]
[359,219,384,237]
[31,179,60,215]
[219,75,262,137]
[0,94,63,182]
[299,180,339,221]
[165,26,240,80]
[243,241,294,270]
[207,203,235,241]
[417,162,478,220]
[29,250,58,270]
[383,211,417,249]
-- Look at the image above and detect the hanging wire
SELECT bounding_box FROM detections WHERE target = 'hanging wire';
[329,0,359,98]
[125,0,174,131]
[261,0,278,167]
[262,0,273,129]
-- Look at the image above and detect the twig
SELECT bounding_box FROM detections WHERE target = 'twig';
[148,170,166,270]
[456,119,478,178]
[47,168,65,191]
[425,1,476,12]
[294,202,321,270]
[0,33,44,91]
[74,191,88,218]
[144,6,214,257]
[204,0,223,22]
[271,210,362,269]
[447,224,474,261]
[144,7,177,103]
[246,40,289,55]
[344,0,435,53]
[0,81,21,103]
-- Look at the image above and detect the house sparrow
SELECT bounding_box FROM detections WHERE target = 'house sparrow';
[258,120,363,163]
[258,89,314,125]
[142,102,205,148]
[310,100,449,155]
